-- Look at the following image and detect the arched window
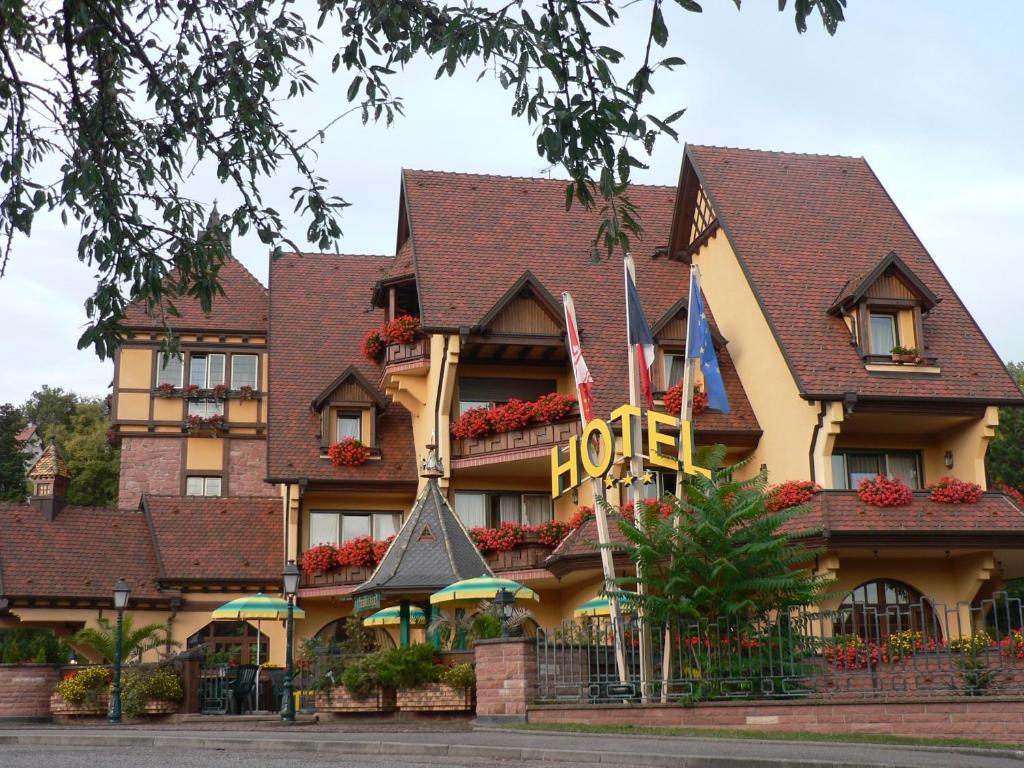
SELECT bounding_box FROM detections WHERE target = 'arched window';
[834,579,940,642]
[187,621,268,665]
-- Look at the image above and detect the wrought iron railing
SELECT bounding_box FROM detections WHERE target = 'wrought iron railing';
[536,592,1024,704]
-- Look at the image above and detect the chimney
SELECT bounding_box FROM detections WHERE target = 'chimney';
[28,437,70,521]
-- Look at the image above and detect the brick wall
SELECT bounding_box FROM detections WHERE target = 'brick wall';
[0,664,60,721]
[474,638,537,722]
[529,699,1024,742]
[227,439,275,496]
[118,437,182,508]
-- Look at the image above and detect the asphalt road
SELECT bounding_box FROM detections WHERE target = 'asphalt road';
[3,726,1024,768]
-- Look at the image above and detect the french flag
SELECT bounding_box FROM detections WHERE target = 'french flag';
[625,258,656,409]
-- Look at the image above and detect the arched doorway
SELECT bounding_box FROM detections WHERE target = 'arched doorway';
[833,579,940,641]
[187,621,268,665]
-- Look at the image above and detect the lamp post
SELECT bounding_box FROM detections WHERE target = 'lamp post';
[281,560,300,723]
[108,578,131,724]
[494,588,514,638]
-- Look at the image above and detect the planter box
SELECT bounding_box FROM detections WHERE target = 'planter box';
[315,685,396,713]
[143,699,180,715]
[49,693,109,717]
[300,565,373,589]
[891,354,919,364]
[485,535,556,572]
[397,683,474,712]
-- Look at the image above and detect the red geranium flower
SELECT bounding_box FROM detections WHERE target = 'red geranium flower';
[857,475,913,508]
[328,437,370,467]
[928,476,983,504]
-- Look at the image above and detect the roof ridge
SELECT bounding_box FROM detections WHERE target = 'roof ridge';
[277,251,395,260]
[688,143,864,161]
[401,167,675,190]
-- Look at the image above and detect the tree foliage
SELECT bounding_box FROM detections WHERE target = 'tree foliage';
[20,385,78,442]
[988,361,1024,490]
[0,0,845,358]
[72,614,178,664]
[609,446,830,625]
[0,403,28,501]
[57,399,120,507]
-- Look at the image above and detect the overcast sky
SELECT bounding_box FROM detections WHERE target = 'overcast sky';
[1,2,1021,404]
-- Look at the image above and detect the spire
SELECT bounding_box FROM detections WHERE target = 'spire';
[201,200,231,256]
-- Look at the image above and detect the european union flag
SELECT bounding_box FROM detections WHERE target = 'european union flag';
[686,269,730,414]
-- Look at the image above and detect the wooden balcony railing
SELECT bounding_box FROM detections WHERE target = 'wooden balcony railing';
[451,415,581,466]
[485,537,556,573]
[299,565,372,590]
[384,338,430,367]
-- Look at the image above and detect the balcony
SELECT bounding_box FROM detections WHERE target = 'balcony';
[484,536,556,573]
[383,338,430,374]
[298,565,372,595]
[450,415,582,469]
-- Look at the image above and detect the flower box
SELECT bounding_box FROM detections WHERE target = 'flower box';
[891,354,919,364]
[315,684,396,713]
[50,692,109,717]
[397,683,474,712]
[143,699,179,715]
[300,565,373,588]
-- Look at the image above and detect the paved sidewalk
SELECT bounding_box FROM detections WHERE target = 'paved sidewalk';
[1,726,1023,767]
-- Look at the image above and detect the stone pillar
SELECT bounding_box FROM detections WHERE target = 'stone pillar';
[0,664,60,722]
[473,638,537,724]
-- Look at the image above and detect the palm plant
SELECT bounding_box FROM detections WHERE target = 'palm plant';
[73,615,178,664]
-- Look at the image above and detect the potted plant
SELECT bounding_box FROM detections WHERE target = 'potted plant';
[397,662,476,712]
[890,345,922,364]
[237,385,256,400]
[121,666,184,716]
[51,666,112,716]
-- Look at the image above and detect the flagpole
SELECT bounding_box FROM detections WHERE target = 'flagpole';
[562,293,628,685]
[623,253,654,703]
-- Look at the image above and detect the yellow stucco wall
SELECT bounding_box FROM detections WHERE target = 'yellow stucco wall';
[693,232,821,482]
[186,437,224,471]
[116,392,150,421]
[119,348,153,388]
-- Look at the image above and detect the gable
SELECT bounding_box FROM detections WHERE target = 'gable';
[477,271,564,337]
[829,251,941,316]
[310,366,386,412]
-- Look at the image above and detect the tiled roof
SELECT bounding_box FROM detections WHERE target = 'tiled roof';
[547,515,632,562]
[352,478,492,597]
[266,252,418,484]
[28,443,69,478]
[685,146,1024,403]
[15,425,36,444]
[0,504,164,601]
[122,256,269,333]
[400,170,760,434]
[784,491,1024,538]
[142,495,282,583]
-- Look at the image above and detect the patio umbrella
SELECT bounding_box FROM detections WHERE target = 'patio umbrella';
[363,606,426,627]
[430,576,539,606]
[210,594,305,710]
[573,595,636,618]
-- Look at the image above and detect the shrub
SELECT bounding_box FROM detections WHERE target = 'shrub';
[121,666,183,717]
[929,476,983,504]
[340,644,439,697]
[328,437,370,467]
[439,663,476,689]
[765,480,822,513]
[0,629,71,664]
[56,666,111,704]
[997,483,1024,508]
[857,475,913,508]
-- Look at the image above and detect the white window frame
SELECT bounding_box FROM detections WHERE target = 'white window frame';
[188,398,225,418]
[189,353,226,388]
[186,476,222,496]
[452,491,553,528]
[869,313,899,356]
[336,412,362,442]
[231,354,259,390]
[308,510,402,546]
[156,354,184,387]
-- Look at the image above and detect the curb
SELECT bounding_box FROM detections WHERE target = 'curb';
[0,730,968,767]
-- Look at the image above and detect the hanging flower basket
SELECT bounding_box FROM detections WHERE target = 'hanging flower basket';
[928,476,983,504]
[362,328,386,362]
[327,437,370,466]
[857,475,913,508]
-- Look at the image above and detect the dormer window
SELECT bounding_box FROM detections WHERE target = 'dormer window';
[310,366,387,455]
[828,251,941,370]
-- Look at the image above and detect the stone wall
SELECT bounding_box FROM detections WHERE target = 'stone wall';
[0,664,60,721]
[118,437,182,508]
[227,439,275,496]
[474,638,536,723]
[529,699,1024,742]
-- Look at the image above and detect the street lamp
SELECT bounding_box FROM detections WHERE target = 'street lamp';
[109,578,131,724]
[494,588,515,638]
[281,560,300,723]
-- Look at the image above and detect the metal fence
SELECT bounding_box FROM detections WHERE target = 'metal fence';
[536,592,1024,703]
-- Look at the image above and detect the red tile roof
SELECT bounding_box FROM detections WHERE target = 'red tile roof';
[400,170,759,435]
[14,425,36,444]
[266,252,418,484]
[547,515,632,562]
[0,504,164,602]
[685,146,1024,404]
[123,256,269,333]
[784,491,1024,540]
[142,496,281,583]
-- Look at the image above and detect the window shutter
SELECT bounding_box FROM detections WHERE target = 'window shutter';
[459,377,556,403]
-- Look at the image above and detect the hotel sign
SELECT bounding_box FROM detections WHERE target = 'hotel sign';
[353,592,381,614]
[551,404,708,498]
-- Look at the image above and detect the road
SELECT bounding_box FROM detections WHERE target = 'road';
[2,726,1024,767]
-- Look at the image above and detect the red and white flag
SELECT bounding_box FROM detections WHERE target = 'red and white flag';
[562,292,595,423]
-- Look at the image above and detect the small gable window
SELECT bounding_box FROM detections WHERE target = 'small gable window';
[310,366,387,455]
[868,312,898,356]
[663,353,687,389]
[336,412,362,441]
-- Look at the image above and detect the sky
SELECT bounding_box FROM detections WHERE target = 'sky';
[1,3,1022,404]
